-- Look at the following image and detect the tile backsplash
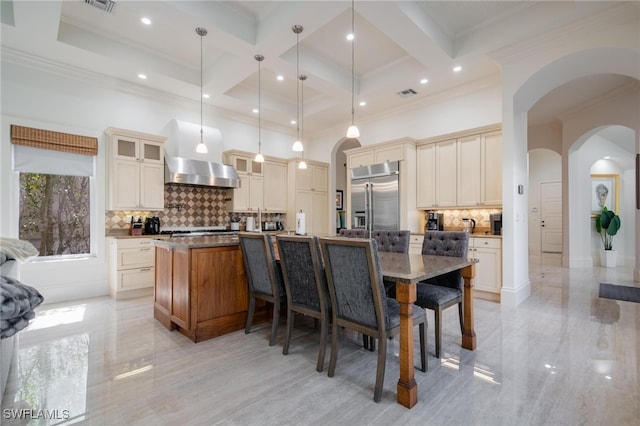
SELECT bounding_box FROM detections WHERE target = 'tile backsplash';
[423,208,502,232]
[105,184,281,231]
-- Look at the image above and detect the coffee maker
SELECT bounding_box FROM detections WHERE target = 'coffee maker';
[490,213,502,235]
[426,212,444,231]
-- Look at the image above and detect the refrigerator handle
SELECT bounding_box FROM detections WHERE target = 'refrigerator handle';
[368,182,373,234]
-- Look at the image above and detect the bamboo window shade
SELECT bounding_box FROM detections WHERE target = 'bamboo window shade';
[11,125,98,156]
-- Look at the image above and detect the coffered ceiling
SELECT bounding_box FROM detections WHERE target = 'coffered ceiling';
[1,1,636,138]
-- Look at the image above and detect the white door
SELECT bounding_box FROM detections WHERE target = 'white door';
[540,182,562,253]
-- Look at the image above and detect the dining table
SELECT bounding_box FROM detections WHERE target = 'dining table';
[378,252,478,409]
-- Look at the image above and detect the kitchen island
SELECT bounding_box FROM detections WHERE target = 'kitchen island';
[153,235,270,342]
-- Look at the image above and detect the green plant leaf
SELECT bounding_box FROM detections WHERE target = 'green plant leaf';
[607,215,621,236]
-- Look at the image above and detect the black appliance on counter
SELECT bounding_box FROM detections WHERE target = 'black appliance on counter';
[426,212,444,231]
[144,217,161,235]
[490,213,502,235]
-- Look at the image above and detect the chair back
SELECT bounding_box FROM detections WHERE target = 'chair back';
[276,235,328,313]
[338,229,367,238]
[238,233,283,297]
[320,237,388,332]
[421,231,469,290]
[370,230,410,253]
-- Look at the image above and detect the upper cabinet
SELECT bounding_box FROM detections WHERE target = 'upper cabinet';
[347,142,405,169]
[262,160,288,212]
[106,128,166,211]
[416,126,502,209]
[223,150,287,213]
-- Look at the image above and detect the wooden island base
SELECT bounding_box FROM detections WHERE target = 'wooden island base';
[153,240,270,343]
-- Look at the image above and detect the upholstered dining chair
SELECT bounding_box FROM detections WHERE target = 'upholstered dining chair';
[238,232,285,346]
[338,228,367,238]
[319,237,427,402]
[276,235,330,372]
[338,229,411,351]
[415,231,469,358]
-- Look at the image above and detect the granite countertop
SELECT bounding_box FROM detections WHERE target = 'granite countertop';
[153,234,239,249]
[410,231,502,239]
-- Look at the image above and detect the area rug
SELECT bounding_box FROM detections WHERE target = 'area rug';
[599,283,640,303]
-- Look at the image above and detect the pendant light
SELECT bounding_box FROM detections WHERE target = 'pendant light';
[254,54,265,163]
[298,74,308,170]
[195,27,208,154]
[291,25,304,152]
[346,0,360,139]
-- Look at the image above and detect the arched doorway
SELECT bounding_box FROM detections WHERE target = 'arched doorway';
[502,46,640,306]
[332,138,360,232]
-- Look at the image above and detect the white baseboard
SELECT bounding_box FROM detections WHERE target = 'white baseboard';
[501,279,531,308]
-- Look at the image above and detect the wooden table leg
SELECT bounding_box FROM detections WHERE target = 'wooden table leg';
[461,264,477,351]
[395,280,417,408]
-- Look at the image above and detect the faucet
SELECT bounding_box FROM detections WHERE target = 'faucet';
[257,207,262,233]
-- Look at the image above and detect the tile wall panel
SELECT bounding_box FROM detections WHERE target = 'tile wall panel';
[105,184,280,231]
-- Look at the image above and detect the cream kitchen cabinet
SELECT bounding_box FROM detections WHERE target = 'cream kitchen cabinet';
[346,140,405,169]
[224,151,265,212]
[108,237,156,299]
[295,163,328,192]
[288,159,329,235]
[468,236,502,299]
[458,132,502,207]
[417,139,457,209]
[106,128,166,211]
[262,160,288,213]
[481,131,502,206]
[416,125,502,209]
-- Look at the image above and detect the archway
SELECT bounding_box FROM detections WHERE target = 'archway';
[502,46,640,306]
[331,137,360,233]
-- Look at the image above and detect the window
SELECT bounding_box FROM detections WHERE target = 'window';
[11,125,98,259]
[19,173,91,256]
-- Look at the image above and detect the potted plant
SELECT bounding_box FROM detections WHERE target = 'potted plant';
[595,207,621,267]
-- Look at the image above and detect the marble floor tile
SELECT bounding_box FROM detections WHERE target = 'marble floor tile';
[1,259,638,425]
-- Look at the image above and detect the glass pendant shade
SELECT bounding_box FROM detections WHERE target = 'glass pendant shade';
[254,152,264,163]
[196,141,207,154]
[298,160,307,169]
[292,140,304,152]
[347,124,360,138]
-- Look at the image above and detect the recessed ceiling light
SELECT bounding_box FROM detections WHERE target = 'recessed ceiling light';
[453,66,462,73]
[252,108,259,114]
[277,75,284,81]
[420,78,429,84]
[604,156,611,159]
[290,120,296,125]
[359,101,366,106]
[346,33,354,41]
[141,17,151,25]
[137,73,147,80]
[202,94,210,99]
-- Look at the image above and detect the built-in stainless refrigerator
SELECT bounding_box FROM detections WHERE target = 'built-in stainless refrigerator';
[351,161,399,234]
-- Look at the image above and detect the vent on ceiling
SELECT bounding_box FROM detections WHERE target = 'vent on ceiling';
[84,0,116,13]
[397,89,417,98]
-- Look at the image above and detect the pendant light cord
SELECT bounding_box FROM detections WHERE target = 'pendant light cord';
[351,0,355,126]
[200,29,203,142]
[258,57,261,152]
[296,30,300,142]
[300,75,305,160]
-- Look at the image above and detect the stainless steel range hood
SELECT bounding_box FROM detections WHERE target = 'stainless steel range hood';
[164,156,240,188]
